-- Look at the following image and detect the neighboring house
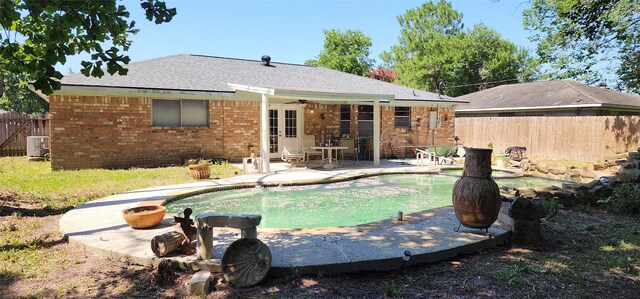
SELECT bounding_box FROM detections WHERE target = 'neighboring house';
[454,80,640,162]
[33,54,465,171]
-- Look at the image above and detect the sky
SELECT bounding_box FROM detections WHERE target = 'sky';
[62,0,535,73]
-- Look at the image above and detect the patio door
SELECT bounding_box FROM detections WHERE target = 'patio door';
[269,105,303,159]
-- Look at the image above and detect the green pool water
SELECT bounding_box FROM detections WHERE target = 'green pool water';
[165,174,562,229]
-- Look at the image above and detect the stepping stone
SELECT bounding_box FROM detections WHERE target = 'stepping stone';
[185,270,211,295]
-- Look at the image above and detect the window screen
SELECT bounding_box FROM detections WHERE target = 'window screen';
[152,99,208,127]
[152,99,180,126]
[182,100,208,126]
[357,105,374,137]
[340,105,350,136]
[394,107,411,128]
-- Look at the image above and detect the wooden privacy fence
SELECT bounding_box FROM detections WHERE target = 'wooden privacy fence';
[455,115,640,162]
[0,112,51,156]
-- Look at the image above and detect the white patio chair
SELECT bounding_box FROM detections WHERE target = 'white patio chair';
[301,135,323,162]
[281,146,305,167]
[416,148,436,166]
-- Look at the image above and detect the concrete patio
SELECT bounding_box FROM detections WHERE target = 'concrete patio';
[59,160,511,276]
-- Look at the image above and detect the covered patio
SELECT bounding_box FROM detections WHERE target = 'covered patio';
[228,83,460,174]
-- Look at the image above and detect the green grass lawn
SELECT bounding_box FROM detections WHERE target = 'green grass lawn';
[0,156,241,210]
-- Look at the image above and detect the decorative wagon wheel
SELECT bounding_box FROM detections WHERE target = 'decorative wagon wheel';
[221,238,272,287]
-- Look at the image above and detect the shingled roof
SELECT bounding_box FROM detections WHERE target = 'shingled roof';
[59,54,461,104]
[455,80,640,112]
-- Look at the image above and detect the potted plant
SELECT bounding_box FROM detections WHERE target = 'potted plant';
[188,159,211,179]
[122,205,166,229]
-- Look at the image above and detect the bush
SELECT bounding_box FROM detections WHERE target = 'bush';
[599,182,640,215]
[541,198,559,218]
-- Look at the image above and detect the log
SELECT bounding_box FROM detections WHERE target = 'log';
[151,231,186,257]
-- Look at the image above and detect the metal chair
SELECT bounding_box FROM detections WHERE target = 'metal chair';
[301,135,323,162]
[339,138,358,165]
[281,146,304,167]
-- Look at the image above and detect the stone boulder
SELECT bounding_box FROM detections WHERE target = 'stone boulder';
[536,162,549,173]
[580,166,595,179]
[548,165,566,175]
[593,162,608,171]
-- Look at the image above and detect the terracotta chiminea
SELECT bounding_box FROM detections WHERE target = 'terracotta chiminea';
[452,147,501,233]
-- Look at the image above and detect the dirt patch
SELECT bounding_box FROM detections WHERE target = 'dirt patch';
[1,202,639,298]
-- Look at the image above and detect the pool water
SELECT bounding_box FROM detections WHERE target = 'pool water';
[165,174,562,229]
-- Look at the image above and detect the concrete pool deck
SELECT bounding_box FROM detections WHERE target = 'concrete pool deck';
[59,160,511,276]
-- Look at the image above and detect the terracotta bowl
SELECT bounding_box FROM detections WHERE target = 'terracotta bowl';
[122,205,166,229]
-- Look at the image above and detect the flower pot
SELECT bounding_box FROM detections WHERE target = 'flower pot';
[188,163,211,179]
[122,205,166,229]
[452,147,501,229]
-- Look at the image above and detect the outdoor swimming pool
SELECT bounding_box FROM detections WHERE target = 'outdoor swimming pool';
[165,173,563,229]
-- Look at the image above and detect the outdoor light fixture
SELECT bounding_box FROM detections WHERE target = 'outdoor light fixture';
[402,250,411,262]
[401,250,412,272]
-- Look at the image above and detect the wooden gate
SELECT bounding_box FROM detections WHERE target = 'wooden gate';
[0,112,51,156]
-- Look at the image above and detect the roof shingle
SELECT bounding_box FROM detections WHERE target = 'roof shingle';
[455,80,640,111]
[60,54,458,102]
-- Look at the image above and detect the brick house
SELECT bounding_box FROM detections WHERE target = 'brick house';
[35,54,465,171]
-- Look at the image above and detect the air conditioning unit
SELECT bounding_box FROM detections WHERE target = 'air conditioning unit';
[27,136,50,157]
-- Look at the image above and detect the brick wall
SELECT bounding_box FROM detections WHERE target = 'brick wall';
[49,95,455,169]
[303,104,455,159]
[49,95,260,170]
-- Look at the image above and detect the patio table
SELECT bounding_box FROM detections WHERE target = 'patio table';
[311,146,348,169]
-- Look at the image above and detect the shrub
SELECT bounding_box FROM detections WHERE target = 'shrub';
[541,198,559,218]
[599,182,640,215]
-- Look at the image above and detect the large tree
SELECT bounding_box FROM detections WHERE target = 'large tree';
[0,0,176,95]
[305,29,374,77]
[382,0,535,97]
[0,72,48,114]
[453,24,537,96]
[524,0,640,93]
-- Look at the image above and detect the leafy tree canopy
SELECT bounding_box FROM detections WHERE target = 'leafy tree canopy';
[524,0,640,93]
[305,29,374,77]
[382,0,536,97]
[0,72,48,114]
[0,0,176,95]
[369,66,399,83]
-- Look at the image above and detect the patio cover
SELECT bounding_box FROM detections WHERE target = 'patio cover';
[228,83,399,173]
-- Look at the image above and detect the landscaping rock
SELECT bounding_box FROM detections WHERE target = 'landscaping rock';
[580,166,595,179]
[593,162,608,171]
[534,190,553,201]
[186,270,211,295]
[548,165,566,175]
[519,159,531,170]
[586,185,613,199]
[567,169,582,179]
[535,162,549,173]
[619,168,640,182]
[517,188,537,199]
[628,151,640,161]
[550,189,574,200]
[497,202,513,228]
[562,182,588,191]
